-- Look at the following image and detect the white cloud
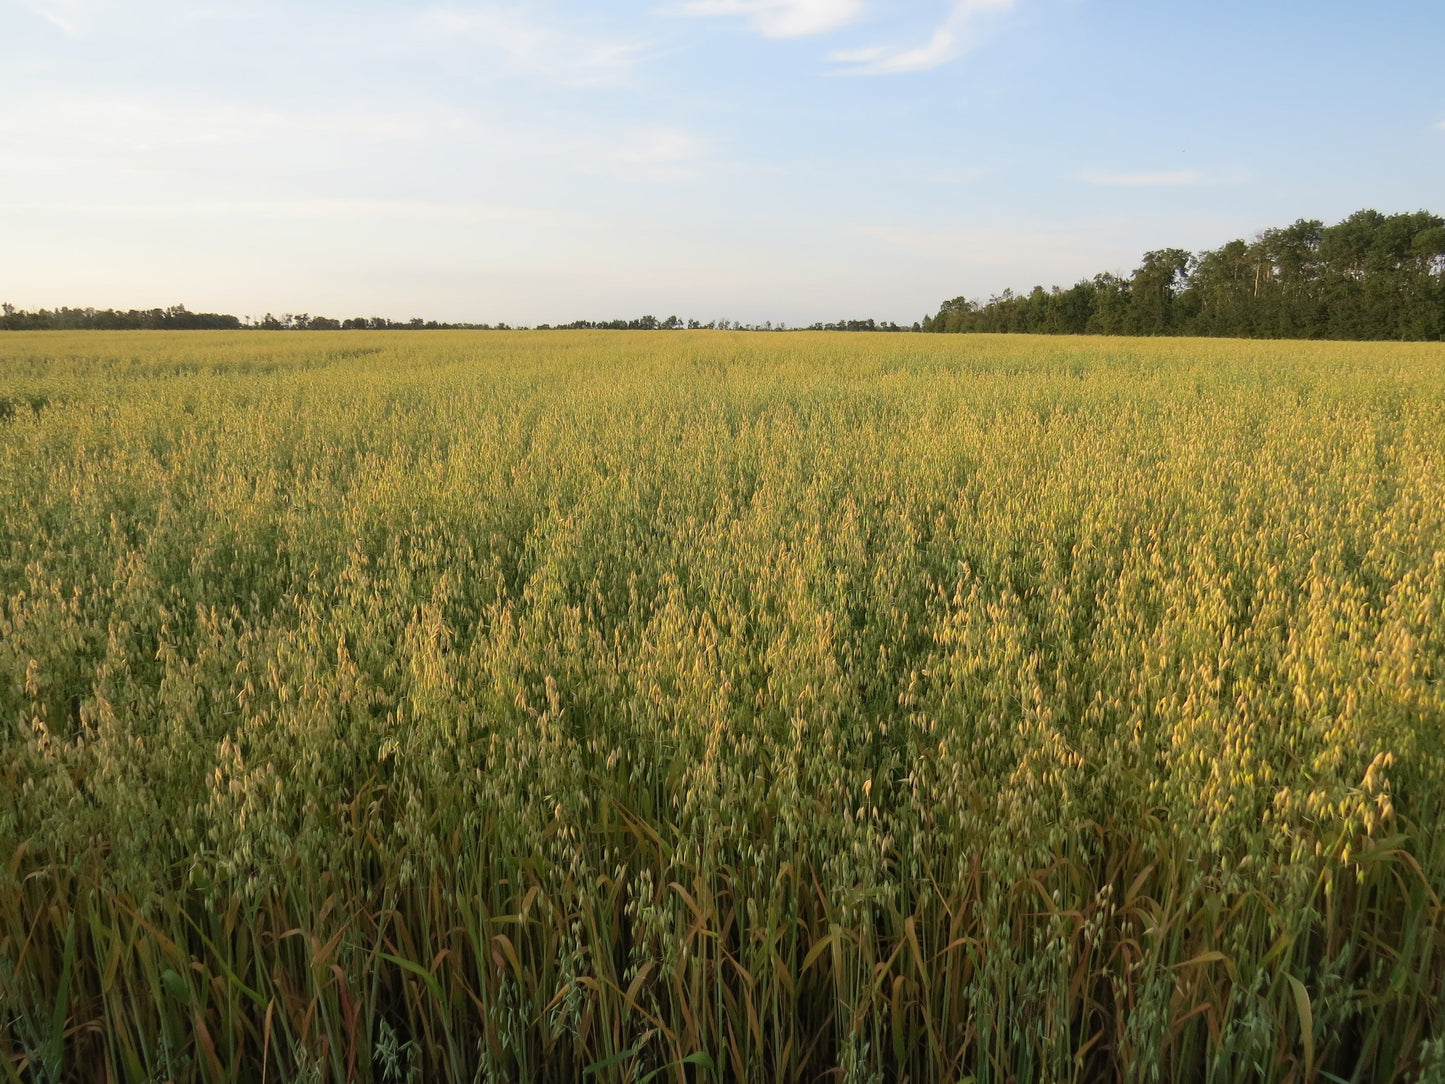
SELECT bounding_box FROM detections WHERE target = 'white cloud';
[1078,170,1204,187]
[665,0,863,39]
[830,0,1012,74]
[418,5,651,85]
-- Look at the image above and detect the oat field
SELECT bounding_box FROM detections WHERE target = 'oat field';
[3,330,1444,1082]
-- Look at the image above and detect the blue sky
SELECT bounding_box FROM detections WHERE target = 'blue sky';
[3,0,1443,325]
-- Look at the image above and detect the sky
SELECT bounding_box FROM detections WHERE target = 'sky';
[3,0,1443,326]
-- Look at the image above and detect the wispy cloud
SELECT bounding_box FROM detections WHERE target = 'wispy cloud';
[664,0,862,39]
[854,222,1105,266]
[17,0,82,32]
[572,126,711,182]
[613,127,706,165]
[920,166,987,185]
[830,0,1013,74]
[0,89,711,194]
[0,95,479,155]
[1078,169,1204,188]
[418,5,652,85]
[6,197,568,226]
[17,0,241,34]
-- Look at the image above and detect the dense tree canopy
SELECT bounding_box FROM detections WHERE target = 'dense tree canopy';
[924,209,1445,340]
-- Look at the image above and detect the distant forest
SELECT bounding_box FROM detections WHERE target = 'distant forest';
[536,317,913,331]
[0,305,493,332]
[0,304,243,331]
[925,209,1445,340]
[0,305,909,334]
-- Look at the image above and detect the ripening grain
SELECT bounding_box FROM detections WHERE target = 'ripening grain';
[2,331,1443,1082]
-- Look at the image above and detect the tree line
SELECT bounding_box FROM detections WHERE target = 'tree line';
[270,314,501,330]
[0,304,242,331]
[924,209,1445,340]
[0,306,909,334]
[0,306,505,332]
[10,209,1441,341]
[535,316,913,331]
